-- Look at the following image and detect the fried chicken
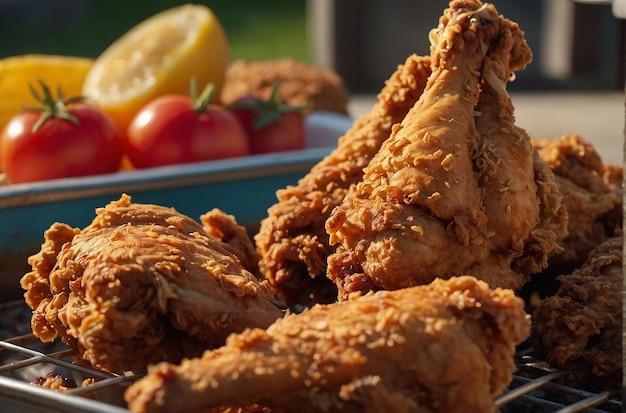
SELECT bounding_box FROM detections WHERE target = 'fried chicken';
[473,26,567,282]
[32,374,99,399]
[533,134,622,276]
[220,58,350,115]
[125,276,530,413]
[200,207,262,276]
[20,194,283,373]
[32,373,78,393]
[326,0,563,299]
[254,54,431,308]
[529,234,623,390]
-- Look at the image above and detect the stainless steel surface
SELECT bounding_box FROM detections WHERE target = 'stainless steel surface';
[0,301,621,413]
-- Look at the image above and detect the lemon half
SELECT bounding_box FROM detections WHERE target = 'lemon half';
[82,4,230,133]
[0,54,93,133]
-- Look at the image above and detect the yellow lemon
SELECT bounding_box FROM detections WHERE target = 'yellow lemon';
[0,54,93,133]
[82,4,230,133]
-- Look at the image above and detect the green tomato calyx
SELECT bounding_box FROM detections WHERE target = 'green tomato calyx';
[26,80,85,132]
[227,83,307,130]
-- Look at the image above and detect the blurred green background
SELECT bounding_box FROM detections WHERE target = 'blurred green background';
[0,0,310,62]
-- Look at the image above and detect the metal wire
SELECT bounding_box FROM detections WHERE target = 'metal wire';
[0,301,622,413]
[496,356,623,413]
[496,370,571,406]
[0,340,119,379]
[554,391,620,413]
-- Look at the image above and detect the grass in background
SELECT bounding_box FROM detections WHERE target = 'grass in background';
[0,0,309,62]
[211,0,309,61]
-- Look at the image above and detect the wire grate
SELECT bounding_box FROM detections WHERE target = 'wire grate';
[0,301,621,413]
[497,349,622,413]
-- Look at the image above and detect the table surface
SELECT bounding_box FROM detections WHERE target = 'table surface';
[349,91,625,167]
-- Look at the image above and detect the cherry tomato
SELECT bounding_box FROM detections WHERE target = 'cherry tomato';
[0,83,124,184]
[228,84,307,154]
[235,111,306,154]
[126,83,250,168]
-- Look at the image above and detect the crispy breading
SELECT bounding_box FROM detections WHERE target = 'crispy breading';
[220,58,350,115]
[529,234,623,390]
[325,0,564,298]
[21,194,283,373]
[125,276,530,413]
[533,134,622,276]
[255,53,431,308]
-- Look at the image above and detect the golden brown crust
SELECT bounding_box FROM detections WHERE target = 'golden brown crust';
[220,58,350,115]
[201,208,261,275]
[325,0,562,298]
[533,134,622,275]
[125,276,530,413]
[254,54,432,308]
[529,234,623,390]
[21,194,283,373]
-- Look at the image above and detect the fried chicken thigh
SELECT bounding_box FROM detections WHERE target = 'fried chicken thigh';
[255,54,431,308]
[529,234,623,390]
[326,0,564,298]
[125,276,530,413]
[20,194,283,373]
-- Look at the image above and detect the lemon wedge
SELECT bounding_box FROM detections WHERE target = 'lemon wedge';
[82,4,230,133]
[0,54,93,133]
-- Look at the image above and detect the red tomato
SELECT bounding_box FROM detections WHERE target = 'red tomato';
[126,94,250,168]
[227,84,307,154]
[232,110,306,154]
[0,99,124,184]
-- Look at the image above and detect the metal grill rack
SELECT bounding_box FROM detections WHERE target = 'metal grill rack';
[0,301,137,413]
[497,348,622,413]
[0,300,621,413]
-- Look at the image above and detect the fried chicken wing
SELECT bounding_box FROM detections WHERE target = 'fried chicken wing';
[254,54,431,308]
[533,134,622,276]
[125,276,530,413]
[20,194,283,373]
[220,58,350,115]
[326,0,561,298]
[529,234,623,390]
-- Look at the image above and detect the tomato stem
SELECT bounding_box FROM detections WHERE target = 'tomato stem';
[227,83,307,130]
[26,80,83,132]
[189,77,215,114]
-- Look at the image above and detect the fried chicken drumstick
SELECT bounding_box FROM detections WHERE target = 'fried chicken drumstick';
[325,0,565,299]
[21,194,283,373]
[474,36,568,281]
[255,53,431,308]
[125,276,530,413]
